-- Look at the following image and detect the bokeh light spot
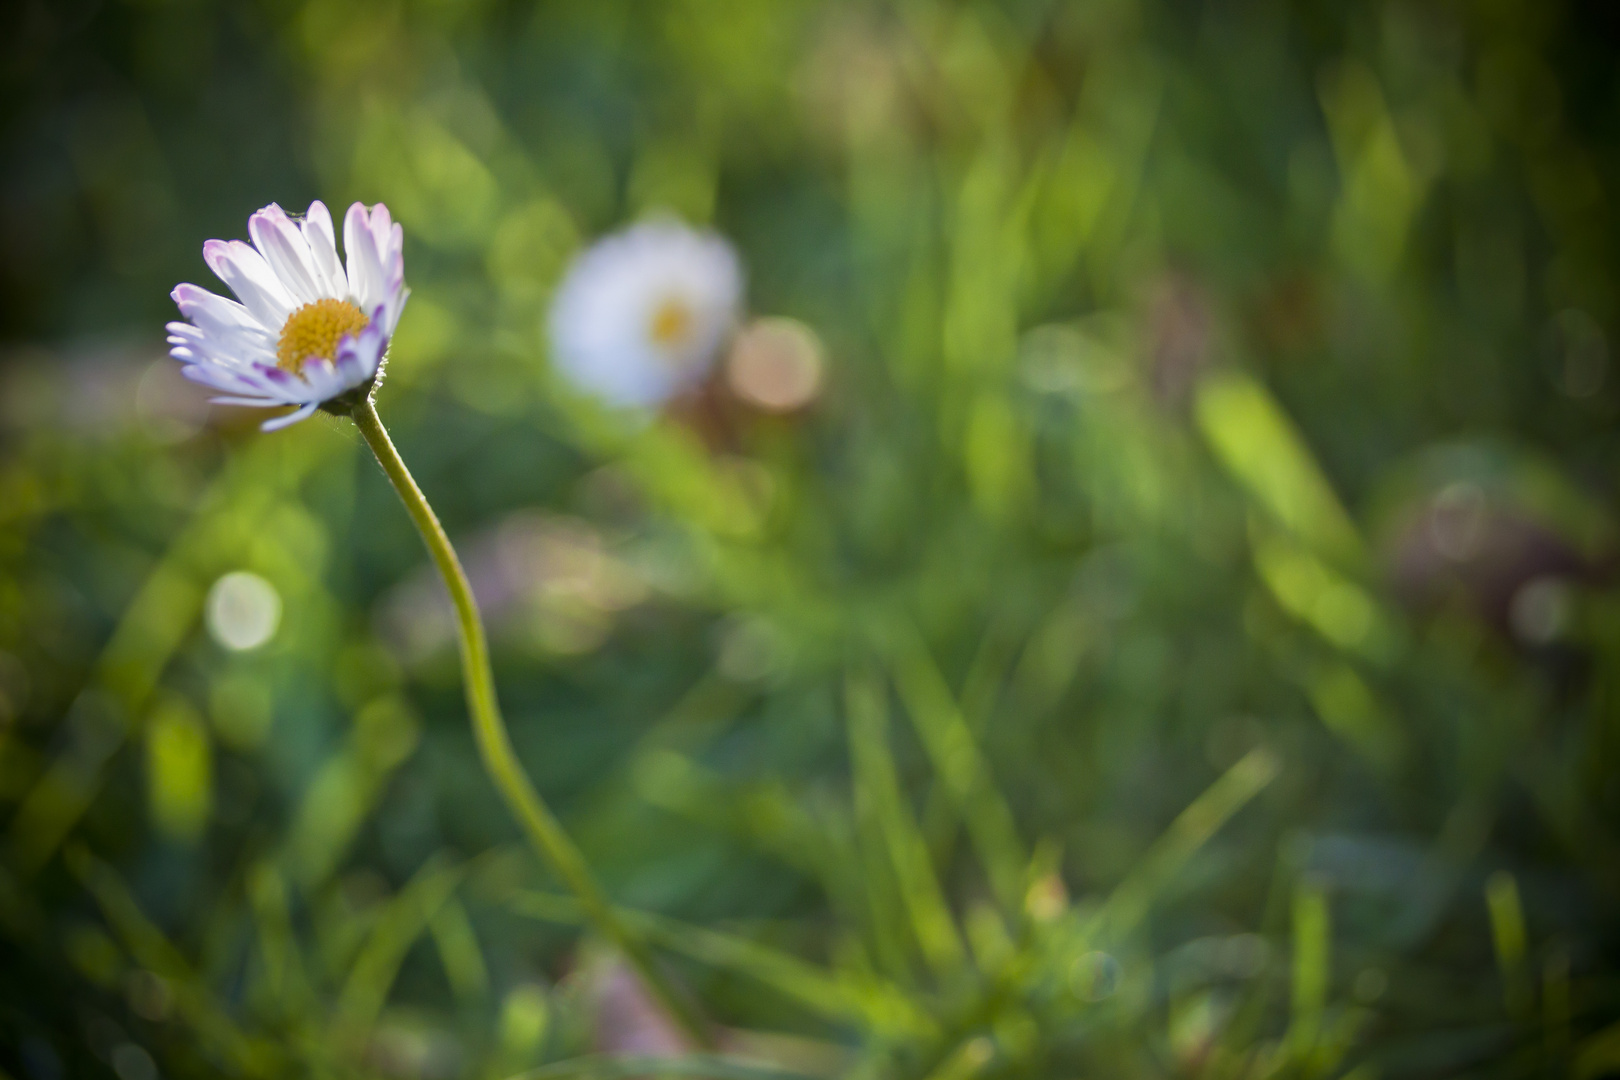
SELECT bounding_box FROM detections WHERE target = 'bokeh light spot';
[206,571,281,651]
[1510,576,1572,645]
[725,317,824,412]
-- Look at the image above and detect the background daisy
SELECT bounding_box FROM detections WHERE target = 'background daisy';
[547,219,742,409]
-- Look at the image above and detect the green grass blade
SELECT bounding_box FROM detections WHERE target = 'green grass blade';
[245,860,311,1020]
[330,854,464,1049]
[1090,747,1280,941]
[67,845,280,1076]
[922,616,1021,879]
[432,894,491,1003]
[1287,878,1330,1061]
[1194,369,1363,563]
[845,669,967,981]
[886,628,1027,913]
[504,890,932,1039]
[1576,1019,1620,1080]
[1485,870,1531,1018]
[632,749,832,877]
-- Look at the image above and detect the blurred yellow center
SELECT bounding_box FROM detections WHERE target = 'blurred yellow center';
[277,298,368,371]
[648,297,694,349]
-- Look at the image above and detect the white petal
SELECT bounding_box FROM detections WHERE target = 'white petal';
[299,358,341,400]
[385,221,404,276]
[333,350,367,386]
[369,203,394,250]
[256,364,320,403]
[343,202,385,314]
[171,284,275,345]
[335,320,387,383]
[194,362,290,397]
[169,340,265,376]
[208,394,283,407]
[249,204,322,306]
[372,284,407,338]
[260,403,319,431]
[301,200,348,298]
[168,322,276,373]
[181,363,269,397]
[204,240,295,331]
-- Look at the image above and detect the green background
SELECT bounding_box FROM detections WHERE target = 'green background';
[1,1,1618,1077]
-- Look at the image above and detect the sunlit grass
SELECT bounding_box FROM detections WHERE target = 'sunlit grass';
[2,1,1618,1078]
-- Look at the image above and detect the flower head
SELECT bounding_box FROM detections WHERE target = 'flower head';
[168,201,408,430]
[548,220,742,409]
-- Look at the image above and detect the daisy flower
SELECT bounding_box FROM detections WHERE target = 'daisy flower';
[167,200,408,430]
[157,201,711,1051]
[548,219,742,409]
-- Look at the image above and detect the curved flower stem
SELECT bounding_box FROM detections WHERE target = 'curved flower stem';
[349,396,714,1050]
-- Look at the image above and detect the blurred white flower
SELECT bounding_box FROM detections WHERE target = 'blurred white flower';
[167,200,409,430]
[548,219,742,408]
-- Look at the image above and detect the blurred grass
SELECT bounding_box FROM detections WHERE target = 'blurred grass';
[2,0,1620,1078]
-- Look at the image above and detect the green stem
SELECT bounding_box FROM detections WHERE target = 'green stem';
[349,396,714,1049]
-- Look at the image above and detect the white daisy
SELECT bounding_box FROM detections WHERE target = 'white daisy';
[548,219,743,409]
[167,200,409,430]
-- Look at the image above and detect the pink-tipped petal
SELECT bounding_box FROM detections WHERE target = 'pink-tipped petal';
[373,281,409,337]
[335,317,388,381]
[298,357,342,400]
[166,292,277,372]
[187,363,263,391]
[259,364,300,387]
[203,239,295,330]
[179,340,267,374]
[382,222,407,309]
[180,363,260,396]
[249,204,322,306]
[343,201,387,314]
[368,202,393,247]
[332,350,366,384]
[172,284,270,340]
[260,403,319,431]
[301,200,348,298]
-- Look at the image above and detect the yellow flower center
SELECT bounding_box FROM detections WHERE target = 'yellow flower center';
[277,298,369,371]
[648,296,695,349]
